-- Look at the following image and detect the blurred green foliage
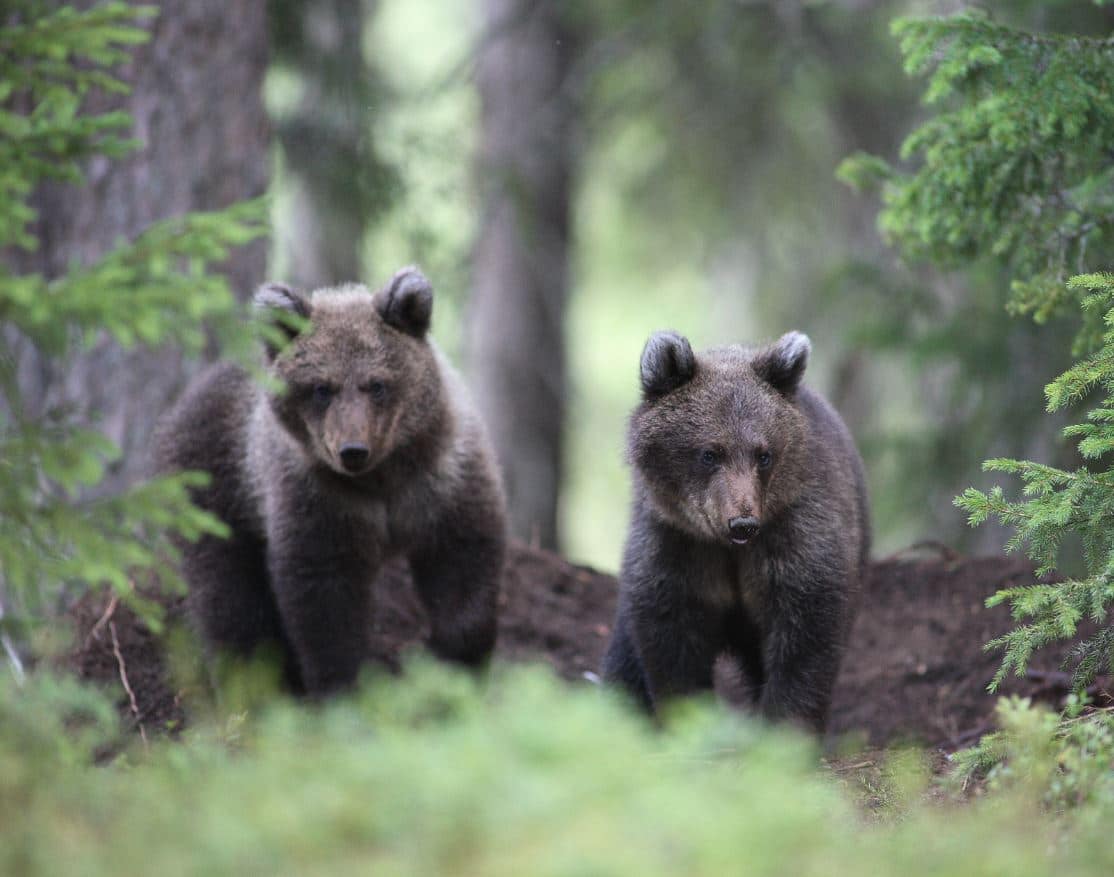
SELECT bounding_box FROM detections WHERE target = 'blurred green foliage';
[0,3,267,637]
[267,0,400,287]
[268,0,398,227]
[362,0,480,344]
[4,662,1114,874]
[841,5,1114,784]
[841,9,1114,338]
[951,695,1114,812]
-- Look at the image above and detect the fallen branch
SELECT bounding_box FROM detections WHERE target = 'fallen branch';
[85,593,120,648]
[829,760,878,773]
[110,620,148,749]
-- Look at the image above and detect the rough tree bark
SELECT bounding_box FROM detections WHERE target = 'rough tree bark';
[11,0,270,497]
[271,0,391,289]
[468,0,580,550]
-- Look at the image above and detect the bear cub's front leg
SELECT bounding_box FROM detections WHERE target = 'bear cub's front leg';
[265,506,378,695]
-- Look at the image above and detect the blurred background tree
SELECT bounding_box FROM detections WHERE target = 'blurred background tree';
[6,0,269,500]
[0,1,268,660]
[480,0,1114,566]
[467,0,581,549]
[268,0,398,288]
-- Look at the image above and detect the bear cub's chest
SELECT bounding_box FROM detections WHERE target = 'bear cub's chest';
[328,473,445,553]
[701,549,772,620]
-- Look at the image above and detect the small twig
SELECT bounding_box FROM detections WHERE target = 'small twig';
[84,592,120,648]
[0,634,23,685]
[109,620,147,749]
[830,760,877,773]
[1062,704,1114,723]
[0,595,25,686]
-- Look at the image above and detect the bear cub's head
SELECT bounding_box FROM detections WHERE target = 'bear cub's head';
[630,330,813,547]
[255,266,444,477]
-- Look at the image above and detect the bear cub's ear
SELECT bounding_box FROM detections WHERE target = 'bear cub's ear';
[640,330,696,400]
[254,281,310,359]
[752,331,811,395]
[376,266,433,338]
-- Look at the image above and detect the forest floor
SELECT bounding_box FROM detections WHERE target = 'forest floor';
[67,541,1111,779]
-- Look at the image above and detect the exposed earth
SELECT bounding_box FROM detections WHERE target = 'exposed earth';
[67,541,1111,749]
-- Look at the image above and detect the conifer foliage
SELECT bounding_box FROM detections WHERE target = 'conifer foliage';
[0,2,267,658]
[843,8,1114,694]
[841,10,1114,334]
[957,272,1114,692]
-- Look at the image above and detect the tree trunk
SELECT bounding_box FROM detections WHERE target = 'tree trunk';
[468,0,580,550]
[12,0,270,497]
[270,0,389,289]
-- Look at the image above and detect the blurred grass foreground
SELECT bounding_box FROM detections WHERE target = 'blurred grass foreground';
[2,661,1113,876]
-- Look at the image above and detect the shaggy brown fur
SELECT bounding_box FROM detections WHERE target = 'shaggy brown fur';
[155,267,506,695]
[602,331,870,731]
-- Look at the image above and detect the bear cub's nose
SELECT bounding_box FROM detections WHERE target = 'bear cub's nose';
[339,443,371,472]
[728,516,760,545]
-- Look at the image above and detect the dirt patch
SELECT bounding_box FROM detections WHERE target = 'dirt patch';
[830,546,1108,747]
[66,541,1110,748]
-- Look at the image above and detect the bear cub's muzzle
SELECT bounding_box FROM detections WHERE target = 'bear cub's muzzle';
[728,515,761,545]
[338,441,371,473]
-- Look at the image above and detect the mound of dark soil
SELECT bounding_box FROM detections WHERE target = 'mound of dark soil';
[66,542,1110,748]
[830,547,1107,747]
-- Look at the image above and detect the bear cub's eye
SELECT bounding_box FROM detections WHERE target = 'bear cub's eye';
[362,380,388,402]
[311,384,334,405]
[756,450,773,470]
[699,449,722,469]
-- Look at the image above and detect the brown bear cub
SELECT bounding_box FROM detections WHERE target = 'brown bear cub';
[155,267,506,695]
[602,330,870,731]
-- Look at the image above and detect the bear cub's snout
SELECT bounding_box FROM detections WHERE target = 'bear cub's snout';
[727,516,760,544]
[338,442,371,472]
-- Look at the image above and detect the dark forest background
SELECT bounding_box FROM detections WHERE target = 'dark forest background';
[20,0,1112,572]
[270,0,1112,569]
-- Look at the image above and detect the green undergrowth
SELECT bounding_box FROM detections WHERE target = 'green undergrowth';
[2,661,1113,876]
[950,697,1114,812]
